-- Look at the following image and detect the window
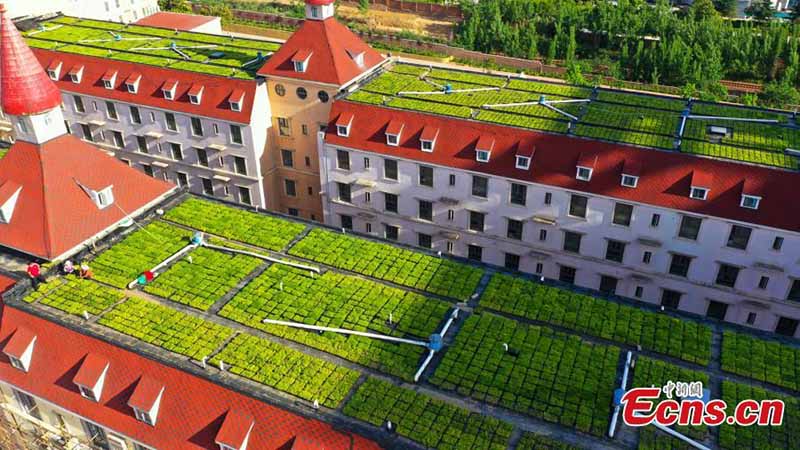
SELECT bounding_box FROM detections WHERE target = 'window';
[111,131,124,148]
[421,140,434,152]
[634,286,643,298]
[447,210,455,221]
[775,317,799,337]
[612,203,633,226]
[12,389,40,420]
[281,149,294,167]
[340,214,353,230]
[305,156,311,167]
[469,211,485,232]
[505,253,520,271]
[706,301,728,321]
[559,266,576,284]
[170,143,183,160]
[661,289,681,309]
[336,150,350,170]
[651,213,660,227]
[74,95,85,113]
[176,173,188,187]
[471,176,488,198]
[285,179,297,197]
[336,124,350,137]
[568,195,588,218]
[678,216,702,240]
[669,254,692,277]
[81,123,93,142]
[419,166,434,187]
[360,157,370,169]
[190,117,203,136]
[278,117,291,136]
[563,231,582,253]
[233,156,247,175]
[366,223,373,233]
[576,166,592,181]
[507,219,523,240]
[65,120,71,134]
[758,276,769,289]
[302,124,309,135]
[133,408,154,426]
[726,225,752,250]
[296,87,308,100]
[82,420,108,448]
[510,183,527,206]
[773,236,784,251]
[308,186,313,196]
[448,174,456,186]
[275,84,286,96]
[384,159,398,180]
[288,208,299,217]
[605,240,626,263]
[418,200,433,221]
[715,264,739,288]
[621,174,639,188]
[384,224,399,241]
[476,150,490,162]
[136,136,147,153]
[642,251,652,264]
[544,192,552,205]
[468,245,483,262]
[599,276,618,295]
[446,241,453,252]
[515,155,531,170]
[130,106,141,124]
[690,187,708,200]
[539,229,547,241]
[79,384,98,402]
[318,91,329,103]
[740,195,760,209]
[164,112,177,131]
[384,192,398,213]
[418,233,432,249]
[535,263,543,274]
[201,177,213,195]
[230,125,243,145]
[364,192,371,203]
[106,101,118,120]
[386,133,399,146]
[196,148,209,167]
[746,313,757,325]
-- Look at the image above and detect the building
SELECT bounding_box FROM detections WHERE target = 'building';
[3,0,159,23]
[135,12,223,35]
[318,64,800,337]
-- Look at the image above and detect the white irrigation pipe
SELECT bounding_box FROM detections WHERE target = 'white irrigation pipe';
[414,308,460,382]
[686,115,779,124]
[126,243,198,289]
[644,418,711,450]
[542,102,579,121]
[202,243,321,273]
[261,318,429,347]
[608,351,633,438]
[28,25,63,36]
[398,87,500,96]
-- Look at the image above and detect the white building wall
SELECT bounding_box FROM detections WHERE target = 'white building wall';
[320,142,800,337]
[59,87,271,208]
[5,0,159,22]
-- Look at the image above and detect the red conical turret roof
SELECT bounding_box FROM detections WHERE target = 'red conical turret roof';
[0,4,63,116]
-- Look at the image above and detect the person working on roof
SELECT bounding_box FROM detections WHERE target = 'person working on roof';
[79,262,93,279]
[27,262,46,288]
[63,260,75,275]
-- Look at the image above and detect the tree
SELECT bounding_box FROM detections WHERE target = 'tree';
[745,0,775,21]
[713,0,737,17]
[158,0,192,13]
[759,80,800,107]
[691,0,718,20]
[359,0,370,14]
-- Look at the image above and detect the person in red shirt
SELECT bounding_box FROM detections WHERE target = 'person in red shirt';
[26,262,46,289]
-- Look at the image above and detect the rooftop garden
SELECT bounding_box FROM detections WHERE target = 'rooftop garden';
[720,331,799,392]
[350,63,800,169]
[719,381,799,450]
[24,16,280,79]
[23,277,124,316]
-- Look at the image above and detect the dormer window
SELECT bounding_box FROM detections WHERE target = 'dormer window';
[2,328,36,373]
[347,49,365,68]
[621,174,639,188]
[515,141,535,170]
[69,65,84,83]
[310,5,321,18]
[292,49,312,73]
[47,61,62,81]
[385,120,404,146]
[229,89,245,112]
[621,159,641,188]
[0,181,22,224]
[475,135,495,163]
[420,126,439,153]
[576,166,592,181]
[576,153,597,181]
[690,170,711,200]
[421,140,434,152]
[128,377,165,427]
[73,354,110,403]
[162,80,178,100]
[125,73,141,93]
[216,410,255,450]
[741,195,760,210]
[102,70,117,89]
[336,112,353,137]
[516,155,531,170]
[77,181,114,210]
[690,187,708,200]
[189,84,204,105]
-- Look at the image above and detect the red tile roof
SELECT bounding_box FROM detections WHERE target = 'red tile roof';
[291,49,313,63]
[0,6,62,115]
[336,112,354,127]
[0,274,15,295]
[0,307,381,450]
[32,49,256,124]
[134,11,218,31]
[2,327,36,359]
[476,135,495,152]
[307,0,335,5]
[420,126,439,142]
[257,18,385,86]
[73,353,109,388]
[622,159,642,176]
[326,101,800,233]
[128,376,164,412]
[691,170,713,188]
[215,410,254,448]
[102,69,118,82]
[0,134,175,260]
[386,120,404,136]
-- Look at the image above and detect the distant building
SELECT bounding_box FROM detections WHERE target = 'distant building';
[3,0,159,23]
[135,11,222,35]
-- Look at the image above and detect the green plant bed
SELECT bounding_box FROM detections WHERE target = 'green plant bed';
[595,90,687,112]
[574,123,675,149]
[718,381,800,450]
[506,79,592,98]
[23,277,124,316]
[637,427,697,450]
[430,313,619,436]
[164,198,305,251]
[475,109,570,133]
[219,264,447,380]
[143,247,262,311]
[210,334,359,408]
[98,297,232,359]
[343,377,513,450]
[91,221,193,288]
[683,120,800,152]
[288,228,483,300]
[480,274,712,365]
[631,357,709,441]
[690,103,789,123]
[385,97,474,119]
[581,103,680,136]
[517,433,582,450]
[681,139,796,169]
[720,331,799,392]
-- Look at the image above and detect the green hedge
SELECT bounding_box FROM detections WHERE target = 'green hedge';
[721,331,799,392]
[719,381,800,450]
[480,274,712,365]
[343,377,513,450]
